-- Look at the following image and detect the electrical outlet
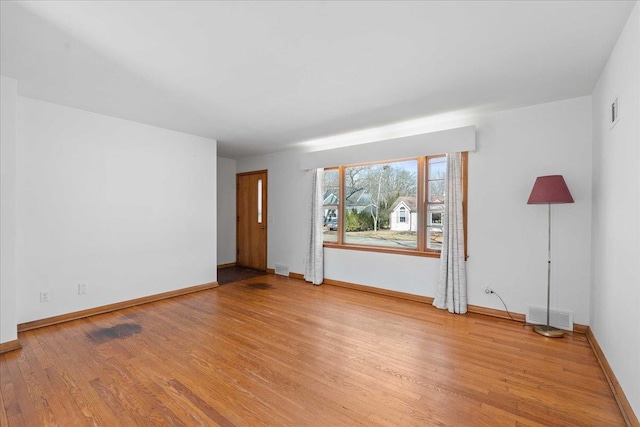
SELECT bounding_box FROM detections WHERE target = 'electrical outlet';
[484,286,492,294]
[78,283,87,295]
[40,291,50,302]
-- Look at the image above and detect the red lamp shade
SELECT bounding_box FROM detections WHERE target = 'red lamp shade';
[527,175,574,204]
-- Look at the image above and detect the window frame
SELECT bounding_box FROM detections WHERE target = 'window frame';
[323,153,468,259]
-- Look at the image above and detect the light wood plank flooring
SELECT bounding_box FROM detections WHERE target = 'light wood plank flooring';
[1,275,626,426]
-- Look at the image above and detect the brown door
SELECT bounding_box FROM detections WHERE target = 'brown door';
[236,170,268,271]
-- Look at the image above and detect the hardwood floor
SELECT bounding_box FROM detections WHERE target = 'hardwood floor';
[1,275,626,426]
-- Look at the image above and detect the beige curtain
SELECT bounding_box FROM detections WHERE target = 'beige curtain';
[304,168,324,285]
[433,153,467,314]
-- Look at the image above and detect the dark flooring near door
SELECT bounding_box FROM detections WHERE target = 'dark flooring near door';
[217,266,267,285]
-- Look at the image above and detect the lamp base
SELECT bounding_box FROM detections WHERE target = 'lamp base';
[533,325,564,338]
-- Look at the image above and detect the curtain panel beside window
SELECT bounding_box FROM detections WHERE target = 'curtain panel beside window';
[433,152,467,314]
[304,168,324,285]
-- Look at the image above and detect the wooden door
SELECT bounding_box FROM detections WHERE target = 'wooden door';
[236,170,268,271]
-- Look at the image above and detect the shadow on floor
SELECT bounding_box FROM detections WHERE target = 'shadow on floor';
[218,266,267,285]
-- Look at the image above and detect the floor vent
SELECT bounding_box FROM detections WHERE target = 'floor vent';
[274,264,289,276]
[526,305,573,331]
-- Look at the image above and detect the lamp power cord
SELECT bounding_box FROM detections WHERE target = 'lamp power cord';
[485,288,516,322]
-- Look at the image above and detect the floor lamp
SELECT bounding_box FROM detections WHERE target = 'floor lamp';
[527,175,574,338]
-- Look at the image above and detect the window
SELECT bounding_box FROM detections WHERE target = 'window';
[426,156,445,251]
[399,207,407,223]
[322,153,467,258]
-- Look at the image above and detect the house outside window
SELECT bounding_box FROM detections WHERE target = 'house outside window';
[389,197,417,233]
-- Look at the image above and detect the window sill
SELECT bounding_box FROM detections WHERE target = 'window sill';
[322,242,441,259]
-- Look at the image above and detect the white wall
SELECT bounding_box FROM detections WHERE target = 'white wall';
[1,76,18,344]
[217,156,237,265]
[237,96,593,325]
[15,97,217,323]
[591,2,640,416]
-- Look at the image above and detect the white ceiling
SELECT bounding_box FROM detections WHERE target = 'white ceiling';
[1,1,636,158]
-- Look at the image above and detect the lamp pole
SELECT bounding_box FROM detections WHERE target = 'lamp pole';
[546,203,552,330]
[527,175,574,338]
[534,203,563,337]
